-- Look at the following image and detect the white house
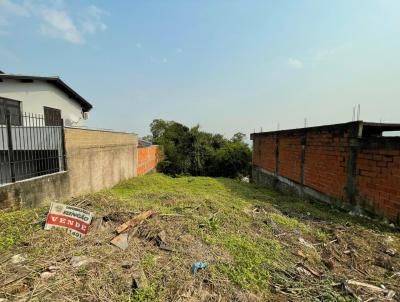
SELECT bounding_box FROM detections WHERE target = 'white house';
[0,71,92,127]
[0,71,93,185]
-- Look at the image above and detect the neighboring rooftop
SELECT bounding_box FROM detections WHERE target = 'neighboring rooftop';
[0,72,93,112]
[138,139,153,147]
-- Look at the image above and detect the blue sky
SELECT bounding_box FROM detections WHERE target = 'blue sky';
[1,0,400,138]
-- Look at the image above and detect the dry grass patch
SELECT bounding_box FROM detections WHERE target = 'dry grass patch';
[0,174,399,301]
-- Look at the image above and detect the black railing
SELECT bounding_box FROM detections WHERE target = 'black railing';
[0,111,66,185]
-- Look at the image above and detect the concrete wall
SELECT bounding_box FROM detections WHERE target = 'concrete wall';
[137,145,162,176]
[251,122,400,223]
[0,127,138,209]
[0,79,85,126]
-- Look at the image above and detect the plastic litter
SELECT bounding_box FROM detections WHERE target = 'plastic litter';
[191,261,208,274]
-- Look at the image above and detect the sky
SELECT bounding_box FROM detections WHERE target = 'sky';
[1,0,400,139]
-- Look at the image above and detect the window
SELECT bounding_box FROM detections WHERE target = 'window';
[0,97,22,126]
[44,106,62,126]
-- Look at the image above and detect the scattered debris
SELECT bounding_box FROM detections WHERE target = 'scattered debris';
[153,230,175,252]
[299,237,315,250]
[102,211,138,223]
[191,261,208,274]
[253,205,267,214]
[70,256,92,268]
[111,232,130,250]
[10,254,27,264]
[116,210,155,234]
[121,261,133,269]
[44,202,94,239]
[48,265,59,271]
[40,271,56,279]
[297,250,307,259]
[110,210,156,250]
[375,255,394,271]
[345,279,396,297]
[131,269,148,291]
[296,263,321,278]
[296,266,312,277]
[385,248,397,257]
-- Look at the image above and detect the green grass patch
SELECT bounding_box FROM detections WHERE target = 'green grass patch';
[0,207,47,252]
[217,235,282,292]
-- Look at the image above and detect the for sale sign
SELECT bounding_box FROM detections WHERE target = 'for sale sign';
[44,203,94,239]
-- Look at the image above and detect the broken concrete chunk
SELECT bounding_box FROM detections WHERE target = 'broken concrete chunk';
[132,269,148,290]
[111,232,130,250]
[11,254,27,264]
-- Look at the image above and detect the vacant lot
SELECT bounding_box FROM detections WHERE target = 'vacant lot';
[0,174,399,301]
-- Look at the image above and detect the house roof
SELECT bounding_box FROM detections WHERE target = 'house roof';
[138,139,153,147]
[0,73,93,112]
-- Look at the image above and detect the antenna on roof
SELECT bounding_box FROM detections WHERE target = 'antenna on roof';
[304,118,308,128]
[352,106,356,121]
[357,104,361,121]
[277,122,280,131]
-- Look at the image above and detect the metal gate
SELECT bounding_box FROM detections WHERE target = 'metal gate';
[0,110,67,185]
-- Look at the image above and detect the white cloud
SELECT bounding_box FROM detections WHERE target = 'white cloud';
[0,0,107,44]
[313,43,352,61]
[38,7,83,44]
[287,57,304,69]
[0,0,30,16]
[81,5,107,35]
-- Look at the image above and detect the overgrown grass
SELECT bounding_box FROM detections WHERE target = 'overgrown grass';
[1,173,399,301]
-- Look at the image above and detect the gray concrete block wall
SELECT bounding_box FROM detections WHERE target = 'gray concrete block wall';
[0,128,138,209]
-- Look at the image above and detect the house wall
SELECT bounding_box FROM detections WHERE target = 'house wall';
[0,128,138,209]
[0,79,85,126]
[137,145,162,176]
[251,122,400,223]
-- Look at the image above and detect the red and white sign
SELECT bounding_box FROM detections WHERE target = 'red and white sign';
[44,203,94,239]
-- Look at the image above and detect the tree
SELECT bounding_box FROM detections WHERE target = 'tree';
[150,119,251,178]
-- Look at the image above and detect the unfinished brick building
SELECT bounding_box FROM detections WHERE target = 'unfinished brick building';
[250,121,400,223]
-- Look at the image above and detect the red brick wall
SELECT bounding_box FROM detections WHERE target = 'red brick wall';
[252,135,276,172]
[252,124,400,222]
[357,148,400,221]
[137,145,162,176]
[278,134,302,183]
[303,130,348,199]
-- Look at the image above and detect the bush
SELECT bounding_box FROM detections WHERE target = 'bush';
[147,119,251,178]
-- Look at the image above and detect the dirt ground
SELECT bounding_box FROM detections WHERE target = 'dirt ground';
[0,174,399,301]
